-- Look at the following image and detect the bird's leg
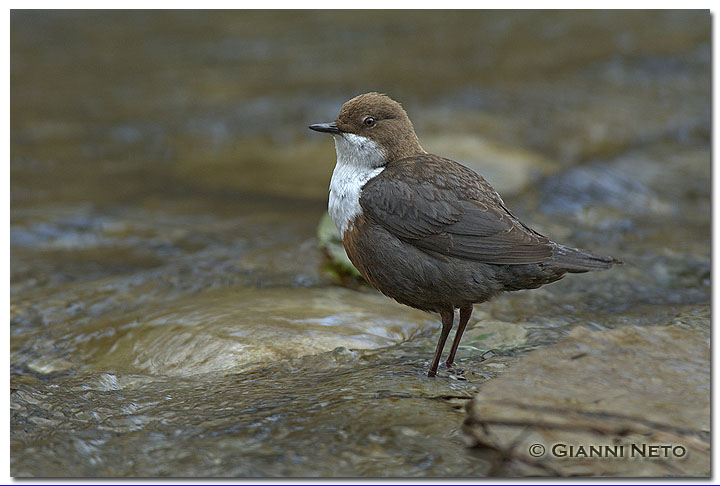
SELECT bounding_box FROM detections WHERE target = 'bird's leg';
[428,309,454,377]
[445,305,473,368]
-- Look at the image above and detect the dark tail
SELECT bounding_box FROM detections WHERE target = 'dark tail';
[550,244,622,273]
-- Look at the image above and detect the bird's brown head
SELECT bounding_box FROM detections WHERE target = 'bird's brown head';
[310,92,425,164]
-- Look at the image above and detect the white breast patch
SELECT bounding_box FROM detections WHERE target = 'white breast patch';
[328,133,386,236]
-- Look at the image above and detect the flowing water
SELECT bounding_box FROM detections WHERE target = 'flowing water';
[11,10,710,477]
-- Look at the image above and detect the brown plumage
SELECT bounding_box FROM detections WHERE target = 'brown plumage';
[310,93,621,377]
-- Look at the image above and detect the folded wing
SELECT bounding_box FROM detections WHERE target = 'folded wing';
[359,155,553,264]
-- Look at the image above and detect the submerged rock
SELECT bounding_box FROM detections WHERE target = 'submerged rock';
[463,326,709,476]
[87,286,433,377]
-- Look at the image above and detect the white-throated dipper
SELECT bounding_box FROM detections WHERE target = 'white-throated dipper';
[309,92,621,377]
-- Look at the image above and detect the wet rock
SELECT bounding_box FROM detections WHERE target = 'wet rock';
[539,162,666,217]
[88,287,434,377]
[174,140,336,201]
[539,143,709,222]
[458,319,530,354]
[463,326,709,476]
[422,134,557,196]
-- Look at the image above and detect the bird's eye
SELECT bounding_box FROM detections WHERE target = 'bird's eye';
[363,117,376,127]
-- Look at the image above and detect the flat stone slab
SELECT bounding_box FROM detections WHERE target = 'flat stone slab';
[463,326,709,477]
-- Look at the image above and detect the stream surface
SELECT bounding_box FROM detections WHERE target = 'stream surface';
[11,10,710,477]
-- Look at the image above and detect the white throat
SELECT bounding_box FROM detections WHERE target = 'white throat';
[328,133,386,236]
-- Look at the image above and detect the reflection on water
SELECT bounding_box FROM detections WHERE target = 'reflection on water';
[11,10,710,477]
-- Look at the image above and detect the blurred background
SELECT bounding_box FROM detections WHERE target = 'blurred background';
[11,10,710,477]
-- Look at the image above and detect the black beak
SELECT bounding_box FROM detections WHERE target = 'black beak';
[309,122,340,134]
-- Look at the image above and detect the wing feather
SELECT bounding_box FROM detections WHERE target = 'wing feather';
[359,155,553,264]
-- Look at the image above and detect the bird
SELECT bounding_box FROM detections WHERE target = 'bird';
[309,92,621,377]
